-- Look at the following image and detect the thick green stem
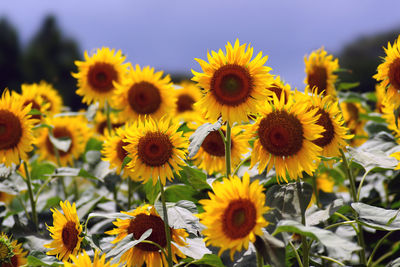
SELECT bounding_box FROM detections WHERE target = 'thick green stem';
[24,161,38,229]
[256,249,264,267]
[339,149,367,265]
[159,181,173,267]
[289,241,303,267]
[105,101,112,135]
[224,121,232,177]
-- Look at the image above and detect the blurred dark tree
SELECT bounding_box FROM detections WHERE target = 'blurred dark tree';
[22,15,84,110]
[337,28,400,93]
[0,18,22,91]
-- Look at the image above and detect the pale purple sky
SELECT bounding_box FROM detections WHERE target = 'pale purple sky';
[1,0,400,88]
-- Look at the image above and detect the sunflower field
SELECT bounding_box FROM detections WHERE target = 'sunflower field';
[2,36,400,267]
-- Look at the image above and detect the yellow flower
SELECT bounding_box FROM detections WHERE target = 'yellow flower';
[124,117,188,185]
[34,81,64,116]
[37,116,91,166]
[304,47,339,97]
[374,35,400,105]
[2,239,28,267]
[106,205,188,267]
[93,111,125,140]
[197,173,269,259]
[295,88,352,161]
[248,95,324,182]
[340,101,368,147]
[192,39,273,124]
[188,122,249,175]
[0,233,14,265]
[73,47,129,106]
[0,90,36,167]
[64,250,118,267]
[173,81,203,123]
[266,75,292,104]
[0,191,14,205]
[375,83,386,113]
[44,200,83,261]
[113,65,176,122]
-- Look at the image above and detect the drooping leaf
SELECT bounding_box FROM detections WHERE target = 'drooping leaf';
[176,238,212,260]
[306,199,345,226]
[48,132,71,152]
[352,202,400,231]
[143,178,160,204]
[254,232,286,267]
[188,118,222,158]
[337,82,360,91]
[77,195,105,219]
[109,230,152,264]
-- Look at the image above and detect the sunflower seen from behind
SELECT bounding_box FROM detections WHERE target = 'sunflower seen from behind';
[192,39,273,124]
[2,239,28,267]
[106,204,188,267]
[197,173,269,259]
[304,47,339,97]
[113,65,176,122]
[248,94,324,182]
[0,90,36,167]
[374,35,400,105]
[44,200,83,261]
[63,250,118,267]
[73,47,129,106]
[0,233,14,265]
[124,116,188,185]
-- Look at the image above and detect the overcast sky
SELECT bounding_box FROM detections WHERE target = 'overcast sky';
[1,0,400,88]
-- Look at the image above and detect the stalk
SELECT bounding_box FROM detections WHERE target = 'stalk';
[159,181,173,267]
[23,161,38,229]
[224,121,232,177]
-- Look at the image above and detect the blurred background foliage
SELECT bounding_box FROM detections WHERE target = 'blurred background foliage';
[0,14,399,110]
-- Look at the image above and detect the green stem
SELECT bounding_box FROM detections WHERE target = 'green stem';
[297,181,309,267]
[324,220,356,230]
[339,149,367,265]
[256,249,264,267]
[311,254,345,266]
[105,101,112,135]
[367,231,394,267]
[224,121,232,177]
[312,173,320,208]
[289,241,303,267]
[356,169,371,202]
[159,181,173,267]
[233,155,250,176]
[23,161,38,229]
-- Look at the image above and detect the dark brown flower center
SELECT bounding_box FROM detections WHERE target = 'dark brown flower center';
[87,63,118,93]
[223,199,257,239]
[2,253,18,267]
[62,221,79,252]
[389,58,400,91]
[45,126,73,156]
[137,132,173,166]
[128,214,167,251]
[176,94,195,113]
[210,64,253,106]
[96,121,124,135]
[258,111,304,156]
[313,109,334,147]
[201,130,232,157]
[117,140,129,161]
[267,84,288,104]
[128,82,161,115]
[0,110,23,151]
[307,66,328,95]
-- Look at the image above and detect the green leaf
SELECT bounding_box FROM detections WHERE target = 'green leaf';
[49,132,71,152]
[175,238,212,261]
[337,82,360,91]
[273,220,361,260]
[109,231,152,264]
[352,202,400,231]
[85,137,104,152]
[165,184,199,203]
[78,168,104,183]
[26,251,63,266]
[77,195,105,219]
[30,162,56,181]
[365,121,391,136]
[254,233,285,267]
[28,108,43,116]
[306,199,345,226]
[360,113,385,123]
[121,156,131,172]
[188,254,225,267]
[188,118,222,158]
[143,178,160,204]
[177,166,211,191]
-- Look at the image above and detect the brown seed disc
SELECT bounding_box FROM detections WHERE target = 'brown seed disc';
[345,103,359,122]
[117,140,129,161]
[137,132,172,166]
[176,94,195,113]
[389,58,400,91]
[128,82,161,115]
[313,109,335,147]
[87,63,118,93]
[258,111,304,156]
[0,110,23,150]
[201,130,233,157]
[210,64,253,106]
[62,221,79,252]
[222,199,257,239]
[307,66,328,95]
[128,214,167,251]
[267,85,287,104]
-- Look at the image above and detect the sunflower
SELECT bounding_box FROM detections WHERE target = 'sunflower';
[72,47,129,106]
[248,94,324,182]
[34,81,64,116]
[304,47,339,97]
[188,122,249,175]
[93,111,125,139]
[340,101,368,147]
[44,200,83,261]
[113,65,176,122]
[294,88,352,161]
[197,173,269,259]
[20,83,51,123]
[173,81,203,123]
[192,39,273,124]
[382,96,400,139]
[2,239,28,267]
[106,204,188,267]
[64,250,118,267]
[0,90,36,167]
[124,117,188,185]
[102,125,136,179]
[374,35,400,105]
[36,116,90,166]
[375,83,386,113]
[266,75,292,104]
[0,233,14,265]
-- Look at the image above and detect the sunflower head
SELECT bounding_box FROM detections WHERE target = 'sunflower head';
[266,75,292,104]
[73,47,129,106]
[248,94,324,182]
[93,111,125,139]
[0,234,14,265]
[44,200,83,261]
[113,64,176,122]
[197,173,269,259]
[64,250,118,267]
[35,81,64,115]
[192,39,274,124]
[2,239,28,267]
[173,81,203,123]
[124,116,188,185]
[340,101,368,147]
[375,83,386,113]
[106,204,188,267]
[0,90,37,167]
[304,47,339,97]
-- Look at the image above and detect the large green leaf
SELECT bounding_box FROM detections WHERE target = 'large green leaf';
[188,119,222,158]
[27,251,63,267]
[186,254,225,267]
[165,184,199,203]
[352,202,400,231]
[306,199,345,226]
[30,162,56,181]
[177,166,211,191]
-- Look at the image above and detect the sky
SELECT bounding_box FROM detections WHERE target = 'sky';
[1,0,400,89]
